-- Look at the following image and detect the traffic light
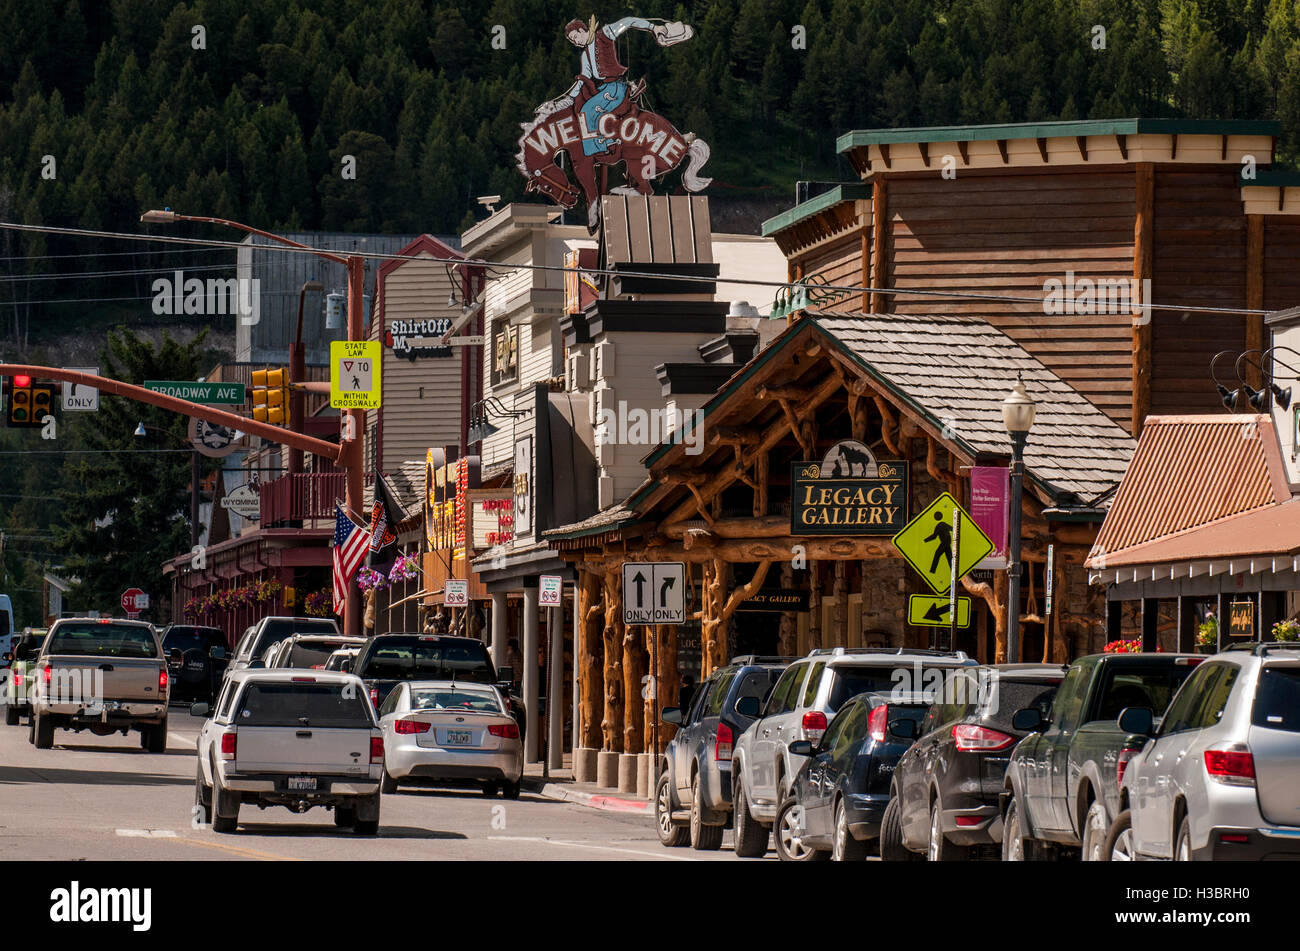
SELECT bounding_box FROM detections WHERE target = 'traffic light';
[6,375,54,428]
[250,368,290,425]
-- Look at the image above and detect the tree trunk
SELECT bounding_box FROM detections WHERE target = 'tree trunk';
[578,570,604,749]
[623,622,646,755]
[600,568,623,753]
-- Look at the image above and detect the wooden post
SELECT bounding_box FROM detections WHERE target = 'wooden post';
[870,176,889,314]
[1176,595,1195,653]
[779,561,797,655]
[623,619,645,755]
[600,567,623,753]
[809,560,822,649]
[657,623,679,753]
[1141,597,1159,651]
[1107,598,1122,643]
[578,570,604,750]
[701,558,725,678]
[832,560,847,647]
[1131,162,1155,437]
[1246,215,1265,390]
[753,450,768,518]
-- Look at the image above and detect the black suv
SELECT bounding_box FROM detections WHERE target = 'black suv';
[656,656,792,852]
[349,633,522,733]
[161,624,229,705]
[884,664,1065,861]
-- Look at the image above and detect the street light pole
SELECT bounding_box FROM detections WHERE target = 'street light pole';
[1001,376,1037,665]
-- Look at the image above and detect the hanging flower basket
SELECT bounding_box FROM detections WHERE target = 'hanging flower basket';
[355,567,387,592]
[388,553,420,584]
[304,588,332,617]
[1271,619,1300,642]
[1103,638,1142,654]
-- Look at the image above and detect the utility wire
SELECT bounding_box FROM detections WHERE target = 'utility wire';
[0,220,1271,318]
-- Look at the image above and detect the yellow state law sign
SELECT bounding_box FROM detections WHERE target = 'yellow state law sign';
[892,492,993,596]
[330,340,382,409]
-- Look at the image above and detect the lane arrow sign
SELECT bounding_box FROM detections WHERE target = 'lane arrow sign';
[632,570,647,607]
[659,575,675,606]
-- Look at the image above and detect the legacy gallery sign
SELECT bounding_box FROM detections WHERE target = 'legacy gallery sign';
[790,440,908,535]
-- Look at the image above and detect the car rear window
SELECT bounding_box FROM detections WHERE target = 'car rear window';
[411,686,504,714]
[46,623,158,658]
[826,667,907,714]
[726,669,783,718]
[359,639,494,683]
[286,641,356,669]
[235,682,372,727]
[1093,665,1196,722]
[252,619,340,657]
[1252,667,1300,733]
[164,628,223,654]
[984,679,1062,731]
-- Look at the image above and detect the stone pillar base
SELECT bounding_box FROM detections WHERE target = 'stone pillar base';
[573,747,599,785]
[617,753,639,794]
[636,752,655,799]
[596,750,620,788]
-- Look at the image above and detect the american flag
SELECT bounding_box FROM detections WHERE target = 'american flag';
[332,504,369,614]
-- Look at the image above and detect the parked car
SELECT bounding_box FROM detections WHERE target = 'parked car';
[1000,651,1203,861]
[731,646,977,861]
[350,633,521,733]
[160,624,229,705]
[3,628,47,725]
[266,634,367,670]
[324,647,360,672]
[225,616,342,679]
[28,617,170,751]
[655,655,792,851]
[778,690,931,861]
[377,680,523,798]
[192,669,383,834]
[1104,643,1300,860]
[885,664,1065,861]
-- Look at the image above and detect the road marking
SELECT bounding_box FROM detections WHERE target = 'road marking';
[116,829,178,837]
[164,836,300,862]
[167,732,197,748]
[486,835,699,861]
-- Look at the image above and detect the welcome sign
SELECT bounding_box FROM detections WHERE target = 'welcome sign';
[790,449,909,536]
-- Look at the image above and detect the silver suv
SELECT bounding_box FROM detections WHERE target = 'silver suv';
[1106,643,1300,860]
[730,646,976,857]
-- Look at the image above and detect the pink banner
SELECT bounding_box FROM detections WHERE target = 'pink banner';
[969,467,1009,562]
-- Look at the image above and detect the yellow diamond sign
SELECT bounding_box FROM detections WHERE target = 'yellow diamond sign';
[892,492,993,595]
[330,340,381,409]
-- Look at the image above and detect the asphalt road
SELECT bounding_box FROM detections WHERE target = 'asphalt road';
[0,704,744,862]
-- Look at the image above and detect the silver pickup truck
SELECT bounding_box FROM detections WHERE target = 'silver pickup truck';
[29,618,169,751]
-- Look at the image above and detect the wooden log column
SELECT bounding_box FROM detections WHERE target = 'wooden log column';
[870,176,889,314]
[599,568,623,754]
[623,620,646,756]
[577,570,603,750]
[1131,162,1154,437]
[655,623,679,753]
[1246,214,1265,390]
[779,561,797,655]
[701,558,774,677]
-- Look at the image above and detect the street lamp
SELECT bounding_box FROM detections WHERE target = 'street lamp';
[1001,375,1037,664]
[136,421,201,549]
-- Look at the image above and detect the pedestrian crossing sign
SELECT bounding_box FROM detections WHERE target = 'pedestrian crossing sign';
[892,492,993,596]
[330,340,382,409]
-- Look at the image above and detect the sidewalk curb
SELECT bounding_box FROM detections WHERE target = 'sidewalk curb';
[524,778,652,815]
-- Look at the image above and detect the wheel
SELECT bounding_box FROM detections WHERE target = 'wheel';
[502,780,521,800]
[732,776,770,858]
[928,799,970,861]
[688,773,723,851]
[5,705,18,726]
[1081,800,1110,861]
[33,711,54,749]
[1103,808,1134,861]
[832,798,867,861]
[334,805,356,828]
[382,769,398,794]
[1002,794,1042,861]
[774,796,829,862]
[880,796,922,861]
[194,760,212,825]
[211,769,240,834]
[1174,815,1192,861]
[655,773,688,847]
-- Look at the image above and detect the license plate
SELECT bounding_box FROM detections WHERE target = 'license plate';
[287,776,317,791]
[445,730,472,746]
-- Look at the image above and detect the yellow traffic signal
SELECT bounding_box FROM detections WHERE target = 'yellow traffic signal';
[6,375,54,428]
[250,368,290,425]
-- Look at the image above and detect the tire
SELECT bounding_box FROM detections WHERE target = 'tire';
[211,769,240,834]
[382,769,399,794]
[5,705,18,726]
[732,776,770,858]
[655,773,688,847]
[334,805,356,828]
[1002,794,1042,861]
[502,780,521,800]
[1174,815,1192,861]
[33,711,54,749]
[880,797,922,861]
[774,796,829,862]
[928,799,970,861]
[689,773,724,851]
[832,798,868,861]
[194,760,212,826]
[1103,808,1134,862]
[1081,800,1110,861]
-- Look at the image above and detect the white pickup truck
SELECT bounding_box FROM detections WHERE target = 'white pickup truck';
[29,617,169,751]
[193,669,383,834]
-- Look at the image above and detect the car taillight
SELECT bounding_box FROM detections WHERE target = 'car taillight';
[1117,747,1141,788]
[1204,748,1255,785]
[952,723,1016,752]
[868,705,888,743]
[41,666,50,686]
[489,722,520,739]
[369,687,379,707]
[954,816,983,827]
[158,669,169,693]
[714,722,733,761]
[291,677,316,682]
[802,710,828,743]
[13,671,23,687]
[394,718,432,734]
[370,736,384,763]
[220,732,236,760]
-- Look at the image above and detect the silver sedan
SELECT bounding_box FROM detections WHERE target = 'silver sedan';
[377,681,523,798]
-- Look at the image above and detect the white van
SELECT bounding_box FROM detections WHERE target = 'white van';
[0,595,15,668]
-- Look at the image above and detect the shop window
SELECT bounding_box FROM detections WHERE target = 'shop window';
[491,320,518,387]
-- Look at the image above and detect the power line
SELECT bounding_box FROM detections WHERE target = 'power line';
[0,449,195,455]
[0,220,1272,318]
[0,263,236,283]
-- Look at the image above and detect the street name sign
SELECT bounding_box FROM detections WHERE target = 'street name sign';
[908,594,972,628]
[539,575,563,607]
[145,380,246,404]
[445,579,469,607]
[330,340,382,409]
[63,367,100,412]
[622,561,685,625]
[892,492,994,595]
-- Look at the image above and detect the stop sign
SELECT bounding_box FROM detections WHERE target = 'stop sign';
[121,588,146,614]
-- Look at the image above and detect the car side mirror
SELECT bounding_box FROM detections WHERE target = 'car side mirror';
[890,718,919,740]
[1117,706,1154,737]
[788,739,814,756]
[497,665,514,684]
[1012,708,1045,733]
[735,696,761,718]
[661,706,683,726]
[209,646,227,660]
[190,703,210,718]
